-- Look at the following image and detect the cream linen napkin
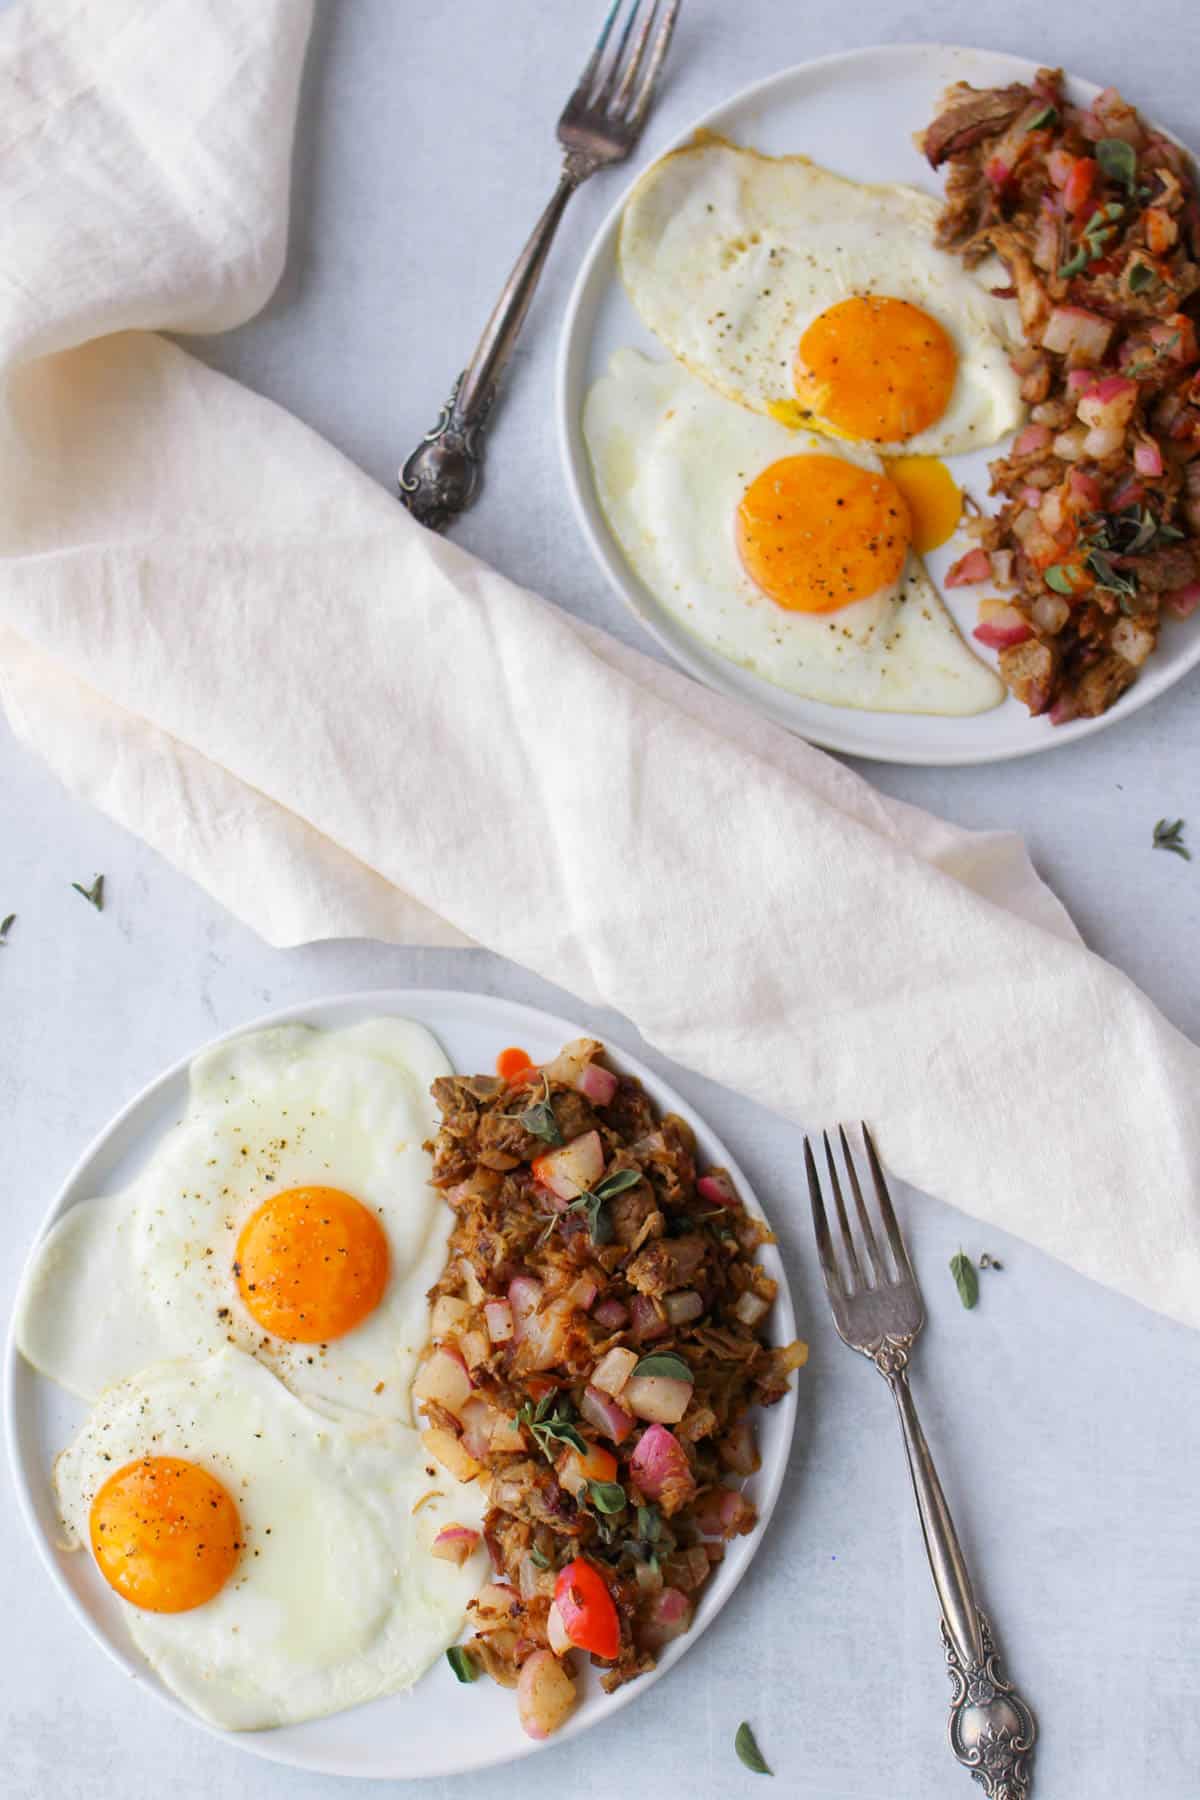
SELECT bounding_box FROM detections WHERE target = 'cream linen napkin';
[3,0,1199,1328]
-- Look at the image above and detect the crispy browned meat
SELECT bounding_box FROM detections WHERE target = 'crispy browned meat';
[922,81,1032,168]
[416,1039,806,1704]
[925,69,1200,721]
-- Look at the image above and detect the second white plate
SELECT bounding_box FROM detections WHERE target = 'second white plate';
[557,43,1200,765]
[5,988,798,1781]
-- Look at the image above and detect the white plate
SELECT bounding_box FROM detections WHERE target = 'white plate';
[5,989,797,1781]
[558,43,1200,765]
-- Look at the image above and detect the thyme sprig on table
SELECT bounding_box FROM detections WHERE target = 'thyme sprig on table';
[1153,818,1190,860]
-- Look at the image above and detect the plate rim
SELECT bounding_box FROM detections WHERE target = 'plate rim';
[555,40,1200,766]
[4,986,799,1781]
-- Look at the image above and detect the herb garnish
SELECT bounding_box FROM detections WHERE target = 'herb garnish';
[515,1392,588,1460]
[950,1250,979,1310]
[1128,261,1158,295]
[1153,818,1190,860]
[504,1076,563,1147]
[71,873,104,911]
[445,1645,478,1684]
[560,1166,643,1246]
[1058,244,1090,280]
[1025,103,1058,131]
[528,1544,551,1570]
[1096,136,1138,192]
[735,1721,772,1776]
[1044,564,1083,596]
[632,1351,692,1383]
[1084,548,1139,602]
[0,913,14,946]
[587,1480,628,1515]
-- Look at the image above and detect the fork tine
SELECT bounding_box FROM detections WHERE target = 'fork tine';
[862,1123,915,1281]
[838,1123,891,1285]
[593,0,642,107]
[804,1137,842,1298]
[822,1130,863,1291]
[609,0,660,114]
[569,0,623,109]
[624,0,680,130]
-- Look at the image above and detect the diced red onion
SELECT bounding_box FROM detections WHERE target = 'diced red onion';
[431,1525,481,1567]
[1167,581,1200,620]
[1133,438,1164,477]
[1014,423,1052,457]
[592,1297,629,1331]
[1066,369,1097,395]
[580,1384,635,1444]
[576,1062,618,1106]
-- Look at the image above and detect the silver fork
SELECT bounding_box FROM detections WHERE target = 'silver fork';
[398,0,680,531]
[806,1125,1037,1799]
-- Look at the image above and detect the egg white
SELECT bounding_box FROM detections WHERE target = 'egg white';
[584,349,1003,716]
[54,1349,486,1730]
[16,1020,453,1422]
[619,136,1024,457]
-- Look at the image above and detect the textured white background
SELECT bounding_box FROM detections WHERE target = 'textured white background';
[4,1,1200,1795]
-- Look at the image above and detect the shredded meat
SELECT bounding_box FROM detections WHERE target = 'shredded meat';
[925,69,1200,720]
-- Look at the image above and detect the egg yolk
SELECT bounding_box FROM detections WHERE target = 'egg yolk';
[234,1185,389,1343]
[793,297,957,445]
[89,1456,241,1613]
[736,454,912,612]
[883,455,962,552]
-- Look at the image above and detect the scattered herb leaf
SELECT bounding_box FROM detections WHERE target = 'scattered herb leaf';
[978,1252,1005,1271]
[1096,136,1137,192]
[1044,564,1081,595]
[1153,818,1190,860]
[445,1645,478,1684]
[735,1722,772,1776]
[1084,548,1138,599]
[561,1167,643,1247]
[0,913,14,946]
[636,1503,662,1544]
[516,1393,588,1461]
[1128,261,1157,294]
[950,1250,979,1310]
[500,1075,563,1145]
[1025,103,1058,131]
[71,873,105,911]
[591,1168,644,1202]
[1057,244,1090,280]
[632,1351,692,1383]
[588,1480,628,1515]
[528,1545,551,1570]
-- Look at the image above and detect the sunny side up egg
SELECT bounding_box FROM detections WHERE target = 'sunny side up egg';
[619,136,1024,460]
[53,1348,486,1730]
[584,349,1004,715]
[16,1020,452,1422]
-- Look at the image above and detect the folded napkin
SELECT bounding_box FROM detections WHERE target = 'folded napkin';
[3,0,1199,1329]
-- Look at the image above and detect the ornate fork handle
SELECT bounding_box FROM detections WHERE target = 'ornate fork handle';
[878,1341,1037,1798]
[398,150,594,531]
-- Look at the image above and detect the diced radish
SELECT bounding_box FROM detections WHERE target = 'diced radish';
[591,1346,638,1397]
[1066,369,1097,395]
[1083,423,1125,459]
[1052,427,1087,461]
[532,1130,605,1201]
[519,1298,575,1372]
[592,1297,630,1330]
[630,1424,695,1509]
[1077,376,1137,431]
[421,1426,481,1484]
[1041,306,1113,359]
[945,547,991,587]
[507,1276,544,1342]
[430,1294,473,1340]
[1167,580,1200,619]
[624,1373,693,1424]
[1133,437,1164,477]
[546,1602,572,1656]
[580,1383,635,1444]
[431,1525,481,1566]
[637,1587,693,1653]
[517,1650,578,1741]
[973,601,1034,651]
[664,1290,705,1327]
[1032,593,1071,634]
[484,1298,514,1343]
[413,1346,474,1418]
[696,1172,738,1208]
[576,1062,618,1106]
[629,1294,669,1343]
[732,1291,772,1328]
[1039,488,1066,534]
[1014,423,1052,456]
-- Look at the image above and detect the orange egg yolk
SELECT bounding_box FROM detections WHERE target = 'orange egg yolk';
[89,1456,241,1613]
[735,454,912,612]
[883,455,962,552]
[234,1185,389,1343]
[793,296,957,444]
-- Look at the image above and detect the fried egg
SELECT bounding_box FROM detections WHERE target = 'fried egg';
[53,1349,486,1729]
[619,136,1024,457]
[584,349,1003,714]
[16,1020,452,1422]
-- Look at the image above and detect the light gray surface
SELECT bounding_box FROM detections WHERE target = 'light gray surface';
[3,2,1200,1795]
